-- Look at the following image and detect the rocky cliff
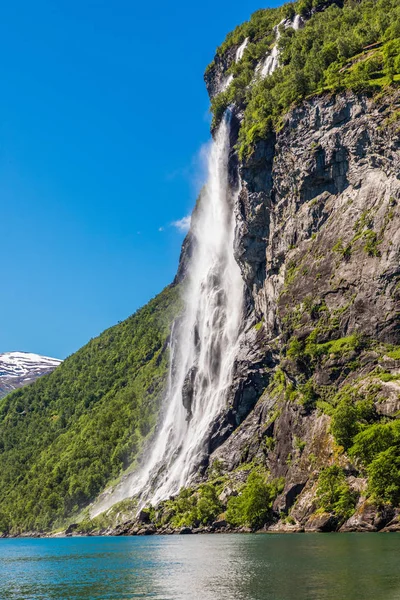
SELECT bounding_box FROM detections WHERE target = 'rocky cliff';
[201,87,400,532]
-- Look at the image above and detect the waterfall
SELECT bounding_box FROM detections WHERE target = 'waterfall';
[259,15,304,78]
[133,111,244,506]
[236,37,249,62]
[88,111,244,518]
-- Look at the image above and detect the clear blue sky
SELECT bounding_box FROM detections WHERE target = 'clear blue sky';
[0,0,279,359]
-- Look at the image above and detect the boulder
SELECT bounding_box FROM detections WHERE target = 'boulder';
[211,519,227,530]
[179,527,193,535]
[305,512,338,532]
[340,502,395,532]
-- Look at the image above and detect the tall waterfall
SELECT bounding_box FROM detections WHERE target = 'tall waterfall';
[130,112,244,507]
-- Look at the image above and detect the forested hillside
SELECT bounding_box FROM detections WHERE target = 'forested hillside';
[208,0,400,156]
[0,285,179,533]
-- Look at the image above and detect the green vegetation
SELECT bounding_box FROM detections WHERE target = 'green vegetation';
[311,333,367,358]
[225,471,284,528]
[160,484,223,528]
[331,394,377,449]
[285,332,367,366]
[368,447,400,504]
[76,498,138,533]
[316,465,357,519]
[208,0,400,157]
[325,383,400,503]
[254,318,265,331]
[332,238,352,260]
[0,285,180,534]
[350,421,400,464]
[387,346,400,360]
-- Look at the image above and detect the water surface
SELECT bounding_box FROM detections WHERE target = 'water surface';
[1,534,400,600]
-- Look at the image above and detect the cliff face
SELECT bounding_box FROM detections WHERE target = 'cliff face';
[199,63,400,530]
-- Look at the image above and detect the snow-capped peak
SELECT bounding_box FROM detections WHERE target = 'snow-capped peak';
[0,351,62,398]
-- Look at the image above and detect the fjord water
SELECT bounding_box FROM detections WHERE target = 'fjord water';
[2,534,400,600]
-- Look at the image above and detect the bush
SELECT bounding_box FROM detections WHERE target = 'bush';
[316,465,357,519]
[287,337,305,359]
[226,471,283,529]
[350,421,400,465]
[367,447,400,505]
[298,380,318,411]
[331,397,360,449]
[167,484,223,528]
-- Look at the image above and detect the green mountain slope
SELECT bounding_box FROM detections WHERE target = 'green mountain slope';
[0,285,180,533]
[208,0,400,157]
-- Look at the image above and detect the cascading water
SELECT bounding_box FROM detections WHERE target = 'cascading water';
[90,111,244,517]
[259,14,304,78]
[132,111,244,507]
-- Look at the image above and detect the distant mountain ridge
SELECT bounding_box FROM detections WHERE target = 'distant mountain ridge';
[0,352,62,398]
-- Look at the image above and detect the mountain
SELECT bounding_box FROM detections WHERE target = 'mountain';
[0,352,62,399]
[1,0,400,536]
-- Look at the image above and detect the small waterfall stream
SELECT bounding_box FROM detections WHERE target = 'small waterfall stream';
[126,112,244,508]
[260,14,304,78]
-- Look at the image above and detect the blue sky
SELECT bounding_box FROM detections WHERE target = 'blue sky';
[0,0,280,359]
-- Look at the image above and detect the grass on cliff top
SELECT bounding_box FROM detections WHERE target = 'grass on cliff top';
[0,285,181,535]
[208,0,400,158]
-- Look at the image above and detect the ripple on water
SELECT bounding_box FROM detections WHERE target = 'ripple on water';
[1,534,400,600]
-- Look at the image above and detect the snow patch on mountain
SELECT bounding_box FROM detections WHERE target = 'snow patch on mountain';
[0,352,62,398]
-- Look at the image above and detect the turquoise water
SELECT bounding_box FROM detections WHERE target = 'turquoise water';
[1,534,400,600]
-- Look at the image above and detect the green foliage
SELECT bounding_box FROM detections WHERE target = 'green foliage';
[332,238,352,260]
[350,421,400,465]
[213,6,282,60]
[330,388,377,450]
[345,416,400,505]
[208,0,400,156]
[286,333,367,370]
[225,471,284,528]
[269,368,287,397]
[367,447,400,504]
[363,230,381,256]
[76,498,138,533]
[310,333,367,358]
[386,346,400,360]
[287,337,304,359]
[316,465,357,519]
[254,318,265,331]
[298,379,318,411]
[285,259,298,285]
[294,435,306,453]
[164,484,223,528]
[331,397,360,449]
[0,285,180,533]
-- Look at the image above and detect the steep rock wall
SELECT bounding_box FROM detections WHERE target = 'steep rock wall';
[198,87,400,531]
